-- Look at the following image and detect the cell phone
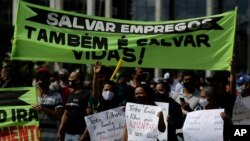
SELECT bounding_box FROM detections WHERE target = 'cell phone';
[180,98,185,103]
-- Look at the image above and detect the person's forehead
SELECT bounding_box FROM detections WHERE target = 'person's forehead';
[103,84,112,88]
[184,75,192,79]
[135,87,144,92]
[200,90,207,97]
[156,83,164,88]
[135,68,143,73]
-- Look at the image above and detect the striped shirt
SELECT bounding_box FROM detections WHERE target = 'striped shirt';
[39,91,63,141]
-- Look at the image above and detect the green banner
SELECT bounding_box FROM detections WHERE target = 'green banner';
[11,0,237,70]
[0,87,39,141]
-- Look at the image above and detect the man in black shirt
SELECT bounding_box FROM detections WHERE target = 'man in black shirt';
[58,71,90,141]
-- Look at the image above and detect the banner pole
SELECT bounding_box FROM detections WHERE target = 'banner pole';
[110,59,124,81]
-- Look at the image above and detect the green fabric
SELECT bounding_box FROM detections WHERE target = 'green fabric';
[12,0,237,70]
[0,87,39,140]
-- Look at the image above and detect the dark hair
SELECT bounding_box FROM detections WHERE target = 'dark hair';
[35,70,50,83]
[135,84,155,102]
[75,69,85,84]
[101,80,118,92]
[156,82,171,93]
[182,71,196,80]
[50,72,59,79]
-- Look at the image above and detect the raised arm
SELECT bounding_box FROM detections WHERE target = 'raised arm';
[92,61,102,100]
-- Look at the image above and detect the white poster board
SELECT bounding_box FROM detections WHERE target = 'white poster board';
[155,102,169,141]
[232,95,250,125]
[84,106,125,141]
[125,102,162,141]
[183,109,224,141]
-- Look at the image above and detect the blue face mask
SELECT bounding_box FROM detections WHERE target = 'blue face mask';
[102,91,114,101]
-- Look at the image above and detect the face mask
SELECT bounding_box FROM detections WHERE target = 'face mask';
[199,98,209,107]
[68,79,78,89]
[135,96,146,104]
[59,74,68,82]
[136,75,145,82]
[49,81,59,92]
[156,92,165,101]
[102,91,114,101]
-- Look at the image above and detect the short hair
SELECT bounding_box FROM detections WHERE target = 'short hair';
[135,84,155,100]
[156,82,171,93]
[203,86,215,99]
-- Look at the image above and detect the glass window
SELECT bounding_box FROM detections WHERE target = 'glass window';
[24,0,49,6]
[63,0,87,14]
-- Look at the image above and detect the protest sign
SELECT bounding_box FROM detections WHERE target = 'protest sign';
[85,106,125,141]
[183,109,224,141]
[155,102,169,141]
[12,0,237,70]
[125,102,162,141]
[232,95,250,125]
[0,87,39,141]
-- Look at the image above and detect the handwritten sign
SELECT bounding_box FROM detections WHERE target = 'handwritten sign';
[155,102,169,141]
[183,109,224,141]
[125,102,162,141]
[232,95,250,125]
[84,106,125,141]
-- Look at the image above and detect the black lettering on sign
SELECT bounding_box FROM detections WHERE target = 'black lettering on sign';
[49,31,65,44]
[122,48,136,62]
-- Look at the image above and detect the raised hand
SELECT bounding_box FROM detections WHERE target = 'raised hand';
[93,61,102,74]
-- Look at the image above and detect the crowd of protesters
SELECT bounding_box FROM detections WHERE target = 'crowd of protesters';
[1,58,250,141]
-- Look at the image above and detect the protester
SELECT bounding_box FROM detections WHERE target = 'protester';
[32,69,64,141]
[49,71,60,92]
[175,74,200,141]
[184,86,232,141]
[115,70,135,105]
[128,67,145,88]
[58,68,71,105]
[87,61,121,113]
[155,82,184,141]
[80,61,122,140]
[236,74,250,97]
[175,78,200,112]
[0,65,17,88]
[207,71,236,118]
[121,84,165,141]
[149,80,157,93]
[172,71,199,100]
[58,70,90,141]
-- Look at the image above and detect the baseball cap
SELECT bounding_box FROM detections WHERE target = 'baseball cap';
[236,74,250,84]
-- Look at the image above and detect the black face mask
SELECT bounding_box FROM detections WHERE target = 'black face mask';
[68,79,79,89]
[183,81,195,91]
[155,92,166,101]
[38,82,50,92]
[59,74,68,82]
[135,96,146,104]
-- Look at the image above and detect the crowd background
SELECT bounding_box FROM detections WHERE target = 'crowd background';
[1,55,250,141]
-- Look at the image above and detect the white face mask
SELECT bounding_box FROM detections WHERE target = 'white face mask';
[199,98,209,107]
[49,81,59,92]
[102,91,114,101]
